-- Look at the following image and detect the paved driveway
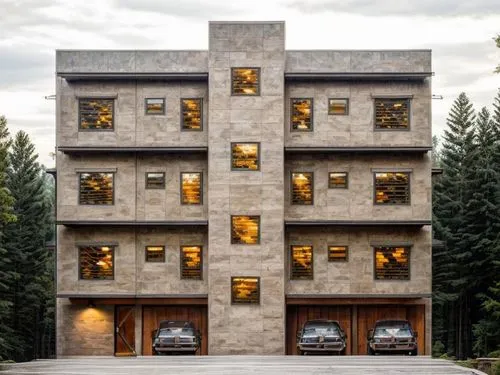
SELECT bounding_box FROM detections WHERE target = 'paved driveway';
[0,356,485,375]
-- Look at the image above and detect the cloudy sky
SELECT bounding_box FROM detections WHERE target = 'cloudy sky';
[0,0,499,167]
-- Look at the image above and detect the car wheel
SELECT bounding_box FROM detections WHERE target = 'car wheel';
[297,349,304,355]
[367,345,375,355]
[340,348,346,355]
[409,348,418,356]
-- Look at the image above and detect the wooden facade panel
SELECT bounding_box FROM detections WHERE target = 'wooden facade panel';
[115,305,136,356]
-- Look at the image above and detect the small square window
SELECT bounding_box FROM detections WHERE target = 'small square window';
[145,98,165,115]
[291,172,313,205]
[374,246,410,280]
[79,172,114,205]
[290,245,313,280]
[231,68,260,96]
[328,98,349,115]
[181,246,202,280]
[79,98,114,130]
[181,172,202,205]
[145,172,165,189]
[328,246,348,262]
[231,215,260,245]
[231,277,260,304]
[291,98,313,131]
[145,246,165,262]
[374,98,410,129]
[374,172,410,204]
[79,246,114,280]
[231,143,260,171]
[181,98,202,131]
[329,172,348,189]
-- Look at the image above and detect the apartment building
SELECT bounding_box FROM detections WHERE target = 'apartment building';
[55,21,432,356]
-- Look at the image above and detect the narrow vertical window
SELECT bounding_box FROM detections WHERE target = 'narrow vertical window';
[79,98,114,130]
[328,246,348,262]
[181,172,202,205]
[231,143,260,171]
[290,245,313,280]
[231,215,260,245]
[180,246,202,279]
[374,246,410,280]
[231,277,260,304]
[181,98,202,130]
[374,172,410,204]
[145,172,165,189]
[145,98,165,115]
[328,98,349,115]
[291,172,313,205]
[145,246,165,262]
[231,68,260,95]
[329,172,348,189]
[79,172,114,205]
[374,98,410,129]
[291,98,313,131]
[79,246,114,280]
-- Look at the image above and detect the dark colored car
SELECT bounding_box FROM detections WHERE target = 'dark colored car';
[296,319,347,355]
[367,319,418,355]
[152,320,201,355]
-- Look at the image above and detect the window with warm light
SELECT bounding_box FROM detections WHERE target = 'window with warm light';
[291,172,313,205]
[181,98,202,130]
[290,245,313,280]
[231,68,260,95]
[79,98,114,130]
[329,172,348,189]
[145,98,165,115]
[145,246,165,262]
[231,143,260,171]
[231,277,260,304]
[145,172,165,189]
[79,172,114,205]
[181,246,202,279]
[231,215,260,245]
[374,172,410,204]
[374,98,410,129]
[181,172,202,205]
[374,246,410,280]
[328,98,349,115]
[79,246,114,280]
[328,246,348,262]
[291,98,313,131]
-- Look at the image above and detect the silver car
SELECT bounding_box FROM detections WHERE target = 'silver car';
[367,320,418,355]
[296,320,347,355]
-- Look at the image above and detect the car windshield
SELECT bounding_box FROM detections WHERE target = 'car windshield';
[158,328,194,337]
[304,323,340,336]
[374,327,412,337]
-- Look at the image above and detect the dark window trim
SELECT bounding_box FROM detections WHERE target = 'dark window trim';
[230,142,261,172]
[373,171,411,205]
[373,97,411,132]
[328,98,350,116]
[78,98,115,132]
[290,97,314,132]
[230,215,261,245]
[290,245,314,280]
[78,245,115,280]
[180,98,203,131]
[328,245,349,262]
[144,98,166,116]
[180,245,203,280]
[180,171,203,205]
[78,172,115,206]
[373,245,411,281]
[231,67,261,96]
[231,276,261,305]
[290,171,314,205]
[145,172,166,189]
[145,245,165,263]
[328,172,349,189]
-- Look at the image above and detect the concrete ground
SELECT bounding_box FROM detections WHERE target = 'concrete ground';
[0,356,486,375]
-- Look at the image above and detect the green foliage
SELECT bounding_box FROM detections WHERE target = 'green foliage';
[492,361,500,375]
[488,350,500,358]
[495,35,500,74]
[432,340,446,357]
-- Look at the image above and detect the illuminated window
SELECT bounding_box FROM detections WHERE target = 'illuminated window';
[79,98,114,130]
[328,98,349,115]
[374,246,410,280]
[291,172,313,205]
[181,246,202,279]
[231,277,260,304]
[145,246,165,262]
[231,215,260,245]
[290,245,313,280]
[79,172,114,205]
[79,246,114,280]
[231,68,260,95]
[181,172,202,205]
[328,246,348,262]
[329,172,348,189]
[291,98,313,131]
[145,172,165,189]
[181,98,202,130]
[145,98,165,115]
[374,172,410,204]
[374,98,410,129]
[231,143,260,171]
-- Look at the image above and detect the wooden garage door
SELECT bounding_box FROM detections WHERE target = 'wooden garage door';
[142,306,208,355]
[286,306,352,355]
[357,305,425,355]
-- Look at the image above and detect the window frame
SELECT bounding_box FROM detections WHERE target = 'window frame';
[290,245,314,280]
[145,172,166,190]
[290,98,314,132]
[373,171,411,205]
[180,245,203,280]
[78,245,115,280]
[328,98,349,116]
[373,246,411,281]
[231,67,261,96]
[328,172,349,189]
[373,97,411,131]
[78,172,115,205]
[180,172,203,205]
[145,245,165,263]
[78,97,115,132]
[230,142,261,172]
[180,98,203,131]
[290,171,314,205]
[230,215,261,245]
[144,97,166,116]
[328,245,349,262]
[231,276,261,305]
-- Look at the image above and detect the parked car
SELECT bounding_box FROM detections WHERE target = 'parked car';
[152,320,201,355]
[367,319,418,355]
[296,319,347,355]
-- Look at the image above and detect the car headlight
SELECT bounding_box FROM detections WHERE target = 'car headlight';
[374,338,381,343]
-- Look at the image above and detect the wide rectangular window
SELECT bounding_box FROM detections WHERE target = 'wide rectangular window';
[181,172,202,205]
[290,245,313,280]
[231,215,260,245]
[291,172,313,205]
[79,246,114,280]
[231,143,260,171]
[145,246,165,262]
[181,98,202,130]
[231,68,260,96]
[329,172,348,189]
[328,98,349,115]
[328,246,348,262]
[231,277,260,304]
[145,98,165,115]
[374,98,410,129]
[79,172,114,205]
[374,172,410,204]
[79,98,114,130]
[145,172,165,189]
[374,246,410,280]
[291,98,313,131]
[180,246,202,279]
